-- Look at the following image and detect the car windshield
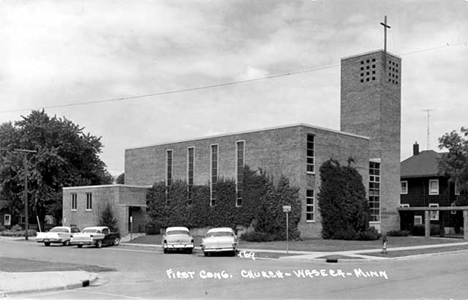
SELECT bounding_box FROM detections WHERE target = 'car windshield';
[82,229,99,233]
[167,230,189,236]
[49,228,68,233]
[206,232,234,238]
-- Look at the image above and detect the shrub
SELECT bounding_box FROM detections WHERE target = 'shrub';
[0,229,37,237]
[318,159,371,240]
[11,224,23,232]
[356,227,381,240]
[386,230,409,237]
[145,223,160,235]
[240,231,278,242]
[98,203,118,232]
[147,165,302,241]
[410,224,440,236]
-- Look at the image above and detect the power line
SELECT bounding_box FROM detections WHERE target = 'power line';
[0,64,339,114]
[0,40,466,114]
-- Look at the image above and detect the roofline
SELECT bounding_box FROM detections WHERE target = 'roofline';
[400,174,444,179]
[125,123,369,151]
[63,184,152,190]
[341,49,401,61]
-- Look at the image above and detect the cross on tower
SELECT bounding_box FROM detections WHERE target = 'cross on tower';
[380,16,391,53]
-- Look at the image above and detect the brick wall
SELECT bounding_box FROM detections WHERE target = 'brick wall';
[124,124,369,238]
[341,50,402,233]
[62,185,149,236]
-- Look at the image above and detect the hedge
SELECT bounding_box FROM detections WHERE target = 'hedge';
[146,166,302,241]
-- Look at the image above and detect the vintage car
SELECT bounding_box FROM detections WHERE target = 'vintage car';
[201,227,238,256]
[35,226,81,246]
[162,226,194,254]
[70,226,120,248]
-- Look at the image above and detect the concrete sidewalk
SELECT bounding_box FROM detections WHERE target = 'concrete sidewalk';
[0,270,98,297]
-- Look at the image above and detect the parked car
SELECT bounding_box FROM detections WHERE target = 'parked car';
[201,227,238,256]
[162,226,194,254]
[35,226,81,246]
[70,226,120,248]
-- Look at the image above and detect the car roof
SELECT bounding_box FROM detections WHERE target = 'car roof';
[82,226,108,230]
[166,226,189,231]
[207,227,234,233]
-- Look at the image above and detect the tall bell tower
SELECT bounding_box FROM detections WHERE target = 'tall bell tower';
[340,17,401,233]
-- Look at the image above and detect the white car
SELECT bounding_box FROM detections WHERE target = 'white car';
[201,227,238,256]
[35,226,81,246]
[162,227,194,254]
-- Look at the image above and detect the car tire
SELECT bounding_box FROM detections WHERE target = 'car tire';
[44,242,51,246]
[204,252,209,257]
[163,248,168,254]
[63,240,70,246]
[77,245,83,248]
[113,238,120,246]
[96,240,102,248]
[187,249,193,254]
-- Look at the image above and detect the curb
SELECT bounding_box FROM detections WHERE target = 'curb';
[0,272,99,297]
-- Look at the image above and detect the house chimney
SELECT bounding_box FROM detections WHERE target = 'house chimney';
[413,142,419,156]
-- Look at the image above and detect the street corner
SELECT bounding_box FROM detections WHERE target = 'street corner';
[0,270,99,297]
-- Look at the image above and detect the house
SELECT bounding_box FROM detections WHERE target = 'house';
[63,49,402,238]
[400,142,463,234]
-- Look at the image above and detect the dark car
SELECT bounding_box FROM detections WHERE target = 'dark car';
[70,226,120,248]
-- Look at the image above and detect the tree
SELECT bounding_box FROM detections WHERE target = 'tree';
[98,203,118,232]
[0,110,113,229]
[317,159,371,240]
[116,173,125,184]
[438,127,468,206]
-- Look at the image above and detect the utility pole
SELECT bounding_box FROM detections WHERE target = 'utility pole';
[14,149,37,240]
[422,109,433,150]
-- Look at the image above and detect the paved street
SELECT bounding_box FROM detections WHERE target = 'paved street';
[1,239,467,299]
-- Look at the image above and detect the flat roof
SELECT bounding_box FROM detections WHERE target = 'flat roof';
[126,123,369,151]
[341,49,401,61]
[63,184,152,190]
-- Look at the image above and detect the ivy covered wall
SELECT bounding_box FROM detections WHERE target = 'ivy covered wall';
[146,166,302,240]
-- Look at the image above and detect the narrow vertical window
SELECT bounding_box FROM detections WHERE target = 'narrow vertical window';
[306,190,315,222]
[210,145,218,206]
[454,180,460,196]
[86,193,92,210]
[166,150,173,206]
[236,141,245,207]
[401,181,408,194]
[369,161,380,221]
[429,203,439,220]
[429,179,439,195]
[71,193,77,211]
[307,135,315,173]
[187,147,194,204]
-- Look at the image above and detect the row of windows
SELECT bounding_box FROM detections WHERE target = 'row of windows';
[70,193,92,211]
[401,179,461,196]
[164,135,316,207]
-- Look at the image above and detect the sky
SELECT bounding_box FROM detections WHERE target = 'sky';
[1,0,467,176]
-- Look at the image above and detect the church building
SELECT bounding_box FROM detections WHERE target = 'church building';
[63,48,402,238]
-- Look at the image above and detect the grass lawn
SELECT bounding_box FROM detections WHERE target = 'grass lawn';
[0,257,116,273]
[361,245,468,258]
[127,234,466,252]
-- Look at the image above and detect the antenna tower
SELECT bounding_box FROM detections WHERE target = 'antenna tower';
[423,109,433,149]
